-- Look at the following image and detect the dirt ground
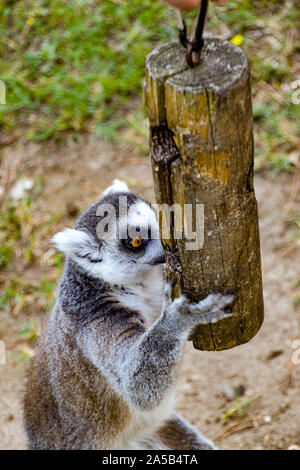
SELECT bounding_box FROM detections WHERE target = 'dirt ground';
[0,135,299,450]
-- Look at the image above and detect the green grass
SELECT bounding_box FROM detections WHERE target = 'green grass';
[0,0,299,171]
[0,195,59,315]
[18,318,38,341]
[223,397,257,422]
[0,0,175,140]
[0,203,22,269]
[0,275,57,314]
[212,0,300,172]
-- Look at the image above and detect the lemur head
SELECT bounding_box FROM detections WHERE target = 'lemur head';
[52,180,165,285]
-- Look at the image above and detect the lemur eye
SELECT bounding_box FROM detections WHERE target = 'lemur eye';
[132,236,142,248]
[123,236,149,250]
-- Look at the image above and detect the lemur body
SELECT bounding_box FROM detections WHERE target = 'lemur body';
[24,180,233,450]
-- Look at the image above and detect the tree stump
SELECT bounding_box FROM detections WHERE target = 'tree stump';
[145,39,264,351]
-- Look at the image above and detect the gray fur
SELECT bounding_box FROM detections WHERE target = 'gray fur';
[23,183,233,450]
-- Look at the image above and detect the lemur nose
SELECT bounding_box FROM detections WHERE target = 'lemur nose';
[154,253,166,264]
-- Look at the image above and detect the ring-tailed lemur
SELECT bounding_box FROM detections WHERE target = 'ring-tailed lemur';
[24,179,234,450]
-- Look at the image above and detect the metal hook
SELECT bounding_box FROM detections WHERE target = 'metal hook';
[175,0,209,68]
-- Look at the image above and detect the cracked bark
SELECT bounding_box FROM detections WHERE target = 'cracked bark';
[145,39,264,351]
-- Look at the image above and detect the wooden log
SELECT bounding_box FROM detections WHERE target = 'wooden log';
[145,38,264,351]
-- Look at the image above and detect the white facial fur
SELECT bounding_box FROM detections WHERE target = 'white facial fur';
[52,184,165,286]
[125,200,160,240]
[52,228,101,261]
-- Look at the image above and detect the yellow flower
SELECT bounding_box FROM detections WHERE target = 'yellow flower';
[27,17,35,25]
[231,34,244,47]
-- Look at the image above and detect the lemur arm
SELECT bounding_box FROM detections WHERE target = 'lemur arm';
[77,292,233,411]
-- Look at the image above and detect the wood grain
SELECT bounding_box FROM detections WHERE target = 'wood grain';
[145,39,264,351]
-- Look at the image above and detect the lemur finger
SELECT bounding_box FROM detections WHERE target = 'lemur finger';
[164,281,174,300]
[188,293,234,314]
[194,310,233,325]
[170,294,188,312]
[188,293,223,313]
[209,294,235,313]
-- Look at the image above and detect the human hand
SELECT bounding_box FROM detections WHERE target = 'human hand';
[166,0,228,12]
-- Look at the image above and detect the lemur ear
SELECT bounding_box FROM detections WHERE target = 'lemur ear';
[102,179,129,197]
[52,228,97,257]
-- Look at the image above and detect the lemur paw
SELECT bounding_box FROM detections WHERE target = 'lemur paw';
[188,293,234,324]
[164,281,175,300]
[189,293,234,314]
[169,292,234,325]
